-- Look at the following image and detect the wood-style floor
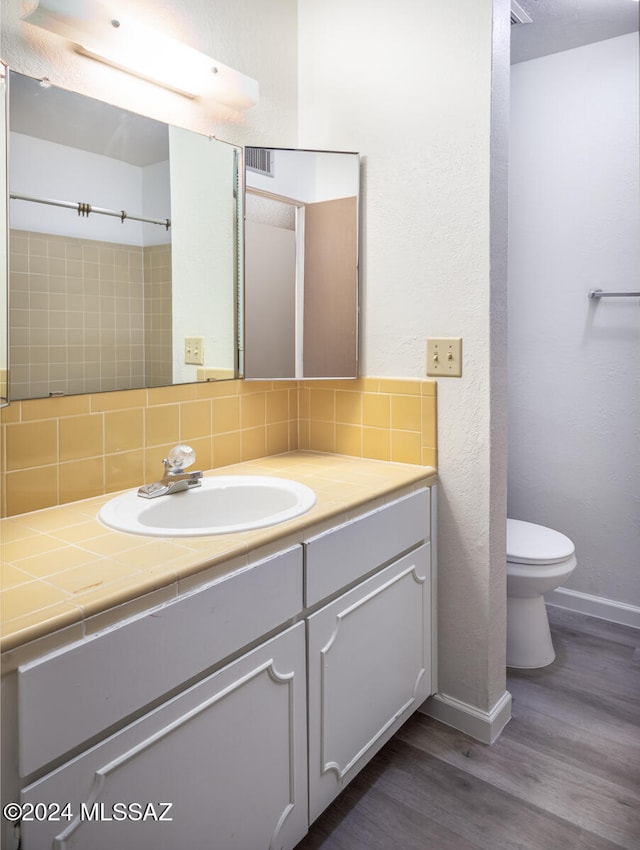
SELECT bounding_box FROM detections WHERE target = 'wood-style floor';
[297,607,640,850]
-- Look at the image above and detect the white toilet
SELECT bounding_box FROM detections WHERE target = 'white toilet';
[506,518,577,669]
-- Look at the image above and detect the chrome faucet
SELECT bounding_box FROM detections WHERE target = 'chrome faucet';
[137,444,203,499]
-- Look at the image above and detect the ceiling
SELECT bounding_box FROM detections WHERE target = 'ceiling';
[511,0,640,64]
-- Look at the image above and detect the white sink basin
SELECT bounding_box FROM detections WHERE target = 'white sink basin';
[98,476,317,537]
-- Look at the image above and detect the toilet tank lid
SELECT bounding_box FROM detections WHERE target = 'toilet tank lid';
[507,519,575,564]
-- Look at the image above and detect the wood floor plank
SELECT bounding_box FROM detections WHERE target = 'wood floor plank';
[302,761,486,850]
[396,714,640,849]
[545,631,640,704]
[508,673,640,746]
[509,696,640,791]
[377,737,625,850]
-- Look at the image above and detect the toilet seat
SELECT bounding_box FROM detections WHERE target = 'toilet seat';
[507,519,575,565]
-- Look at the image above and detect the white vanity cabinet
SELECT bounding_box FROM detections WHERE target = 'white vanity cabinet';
[304,487,435,822]
[2,480,437,850]
[19,623,308,850]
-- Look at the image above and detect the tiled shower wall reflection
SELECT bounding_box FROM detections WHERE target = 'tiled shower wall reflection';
[143,244,172,388]
[9,231,172,400]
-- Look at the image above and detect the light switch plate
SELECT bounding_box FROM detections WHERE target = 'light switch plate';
[426,337,462,377]
[184,337,204,366]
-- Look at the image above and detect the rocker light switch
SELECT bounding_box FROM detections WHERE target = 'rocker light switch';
[426,337,462,377]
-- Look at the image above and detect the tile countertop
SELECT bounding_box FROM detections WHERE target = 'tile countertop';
[1,452,436,655]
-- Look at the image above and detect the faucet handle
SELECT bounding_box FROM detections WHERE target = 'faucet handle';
[166,444,196,472]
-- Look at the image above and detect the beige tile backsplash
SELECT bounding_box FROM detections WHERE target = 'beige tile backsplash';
[0,378,436,518]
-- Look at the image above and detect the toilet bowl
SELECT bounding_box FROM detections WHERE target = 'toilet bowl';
[506,519,576,669]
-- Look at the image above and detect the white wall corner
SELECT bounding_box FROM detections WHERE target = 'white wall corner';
[418,689,512,745]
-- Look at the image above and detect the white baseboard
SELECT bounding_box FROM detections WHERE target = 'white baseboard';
[418,689,512,745]
[545,587,640,629]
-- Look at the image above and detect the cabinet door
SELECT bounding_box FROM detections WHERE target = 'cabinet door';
[20,623,307,850]
[307,544,432,823]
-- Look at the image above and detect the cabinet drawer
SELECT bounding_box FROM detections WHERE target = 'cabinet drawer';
[18,545,302,777]
[304,488,430,606]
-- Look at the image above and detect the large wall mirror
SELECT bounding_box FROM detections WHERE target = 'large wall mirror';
[244,147,359,379]
[6,70,242,401]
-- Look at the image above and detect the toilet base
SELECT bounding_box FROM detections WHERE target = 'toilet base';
[507,595,555,669]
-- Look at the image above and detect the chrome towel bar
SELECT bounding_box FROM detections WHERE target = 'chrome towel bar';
[588,289,640,300]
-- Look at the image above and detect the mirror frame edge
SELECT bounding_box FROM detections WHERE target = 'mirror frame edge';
[0,60,8,407]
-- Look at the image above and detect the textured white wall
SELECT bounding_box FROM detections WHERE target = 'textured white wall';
[509,34,640,608]
[298,0,510,714]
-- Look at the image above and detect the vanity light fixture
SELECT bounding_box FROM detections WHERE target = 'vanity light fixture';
[21,0,259,108]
